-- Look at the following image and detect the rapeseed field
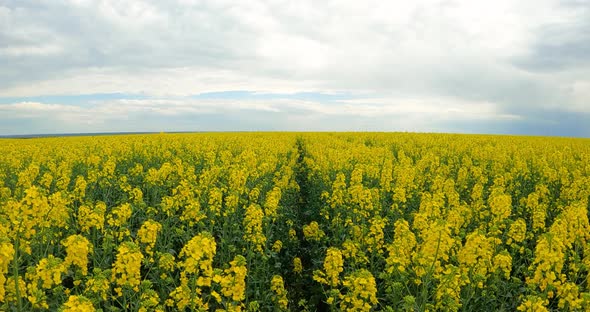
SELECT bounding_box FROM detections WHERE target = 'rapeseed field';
[1,133,589,311]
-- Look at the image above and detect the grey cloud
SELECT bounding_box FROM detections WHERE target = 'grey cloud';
[514,29,590,72]
[512,3,590,72]
[442,110,590,137]
[0,0,261,88]
[0,0,589,136]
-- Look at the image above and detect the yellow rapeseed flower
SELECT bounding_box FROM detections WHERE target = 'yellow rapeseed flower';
[62,295,96,312]
[137,219,162,258]
[313,247,344,288]
[517,295,548,312]
[303,221,325,242]
[293,257,303,274]
[243,204,266,253]
[111,241,144,296]
[214,255,247,302]
[340,269,378,312]
[271,275,288,310]
[62,234,93,276]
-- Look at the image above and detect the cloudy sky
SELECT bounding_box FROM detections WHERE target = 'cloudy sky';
[0,0,589,136]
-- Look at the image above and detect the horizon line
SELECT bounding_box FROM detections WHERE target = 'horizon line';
[1,130,588,140]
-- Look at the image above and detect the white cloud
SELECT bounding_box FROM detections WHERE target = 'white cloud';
[569,81,590,113]
[0,67,325,97]
[0,95,520,127]
[0,44,63,57]
[335,97,523,120]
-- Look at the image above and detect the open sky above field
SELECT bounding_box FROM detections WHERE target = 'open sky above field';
[0,0,589,136]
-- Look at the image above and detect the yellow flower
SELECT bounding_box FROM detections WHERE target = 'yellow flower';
[16,163,39,189]
[0,240,15,302]
[107,203,133,227]
[86,269,110,301]
[303,221,325,242]
[111,241,144,296]
[77,201,106,233]
[313,247,344,287]
[507,218,527,246]
[178,232,216,285]
[288,228,297,241]
[158,252,176,272]
[180,199,206,226]
[208,187,223,217]
[211,290,222,303]
[457,232,495,286]
[272,240,283,253]
[34,255,66,289]
[130,187,144,204]
[137,219,162,257]
[129,163,144,177]
[4,276,26,304]
[340,269,378,312]
[264,187,282,220]
[517,295,548,312]
[62,234,93,276]
[169,233,217,310]
[271,275,288,310]
[214,255,247,302]
[385,220,416,273]
[139,288,161,312]
[243,204,266,253]
[107,203,133,240]
[488,188,512,226]
[248,188,260,202]
[434,265,465,311]
[364,216,386,253]
[342,240,368,264]
[493,251,512,280]
[293,257,303,274]
[525,186,549,232]
[413,222,455,278]
[529,234,565,294]
[71,176,87,201]
[62,295,96,312]
[224,193,240,216]
[557,282,583,310]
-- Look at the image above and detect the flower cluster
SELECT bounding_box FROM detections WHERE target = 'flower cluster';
[137,219,162,258]
[270,275,288,310]
[111,242,144,296]
[303,221,325,242]
[340,269,378,312]
[78,202,106,233]
[313,247,344,288]
[243,204,266,253]
[214,255,247,303]
[62,234,93,276]
[61,295,96,312]
[0,240,15,303]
